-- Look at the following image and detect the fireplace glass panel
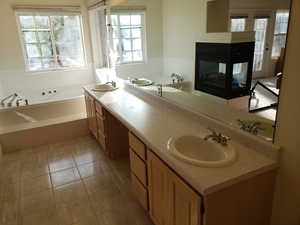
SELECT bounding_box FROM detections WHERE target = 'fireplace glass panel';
[232,62,248,89]
[199,61,227,89]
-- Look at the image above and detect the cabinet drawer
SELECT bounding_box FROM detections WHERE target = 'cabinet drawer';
[131,173,148,210]
[96,113,105,134]
[98,131,106,151]
[130,149,147,186]
[95,101,103,115]
[129,132,146,161]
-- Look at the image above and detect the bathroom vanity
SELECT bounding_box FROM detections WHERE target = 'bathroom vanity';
[83,83,279,225]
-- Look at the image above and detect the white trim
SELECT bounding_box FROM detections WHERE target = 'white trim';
[109,11,147,65]
[15,12,87,73]
[87,1,106,10]
[13,5,81,13]
[110,6,147,12]
[88,8,109,68]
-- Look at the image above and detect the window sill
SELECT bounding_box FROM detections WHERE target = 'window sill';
[25,66,88,74]
[116,61,146,67]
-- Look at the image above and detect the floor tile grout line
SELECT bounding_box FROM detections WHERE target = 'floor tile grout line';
[1,136,151,225]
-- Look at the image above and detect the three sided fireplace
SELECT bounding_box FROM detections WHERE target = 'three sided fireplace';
[195,42,255,99]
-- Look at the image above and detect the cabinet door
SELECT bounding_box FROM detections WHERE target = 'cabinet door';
[167,173,202,225]
[148,151,169,225]
[84,94,91,122]
[85,94,92,131]
[85,94,97,138]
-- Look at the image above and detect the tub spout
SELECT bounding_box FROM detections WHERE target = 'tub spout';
[16,98,23,107]
[1,93,18,107]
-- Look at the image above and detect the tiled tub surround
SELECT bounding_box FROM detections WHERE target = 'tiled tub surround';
[84,83,279,195]
[0,136,152,225]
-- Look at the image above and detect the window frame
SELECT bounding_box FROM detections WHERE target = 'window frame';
[109,11,147,65]
[271,10,290,59]
[16,11,87,73]
[230,17,247,32]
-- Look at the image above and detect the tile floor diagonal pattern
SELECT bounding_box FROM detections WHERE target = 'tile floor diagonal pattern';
[0,135,153,225]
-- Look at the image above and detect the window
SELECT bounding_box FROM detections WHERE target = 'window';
[110,13,145,64]
[230,18,246,32]
[253,18,269,72]
[230,18,247,75]
[17,13,85,71]
[272,11,289,58]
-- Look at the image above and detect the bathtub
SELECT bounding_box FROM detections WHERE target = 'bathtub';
[0,87,89,153]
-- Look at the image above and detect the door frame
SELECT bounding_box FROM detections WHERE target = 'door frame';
[229,9,276,79]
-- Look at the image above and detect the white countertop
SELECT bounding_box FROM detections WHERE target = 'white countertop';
[83,83,279,195]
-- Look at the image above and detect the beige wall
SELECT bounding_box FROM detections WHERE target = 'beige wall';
[272,1,300,224]
[161,0,204,87]
[207,0,229,33]
[0,0,94,96]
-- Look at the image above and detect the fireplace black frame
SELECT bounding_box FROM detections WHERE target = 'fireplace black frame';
[195,42,255,99]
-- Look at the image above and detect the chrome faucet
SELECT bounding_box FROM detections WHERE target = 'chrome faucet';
[204,128,230,146]
[171,73,184,84]
[1,93,18,107]
[106,81,116,88]
[16,98,23,107]
[157,84,163,97]
[237,119,264,135]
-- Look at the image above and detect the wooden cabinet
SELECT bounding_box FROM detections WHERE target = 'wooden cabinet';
[129,132,148,210]
[85,92,97,139]
[148,151,202,225]
[129,132,146,160]
[104,109,129,159]
[85,91,128,158]
[128,135,202,225]
[131,172,148,210]
[147,151,170,225]
[96,103,107,152]
[130,150,147,186]
[167,172,202,225]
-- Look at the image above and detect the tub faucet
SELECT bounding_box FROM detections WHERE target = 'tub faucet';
[171,73,184,83]
[1,93,18,107]
[157,84,163,97]
[16,98,23,107]
[204,128,230,146]
[106,81,116,88]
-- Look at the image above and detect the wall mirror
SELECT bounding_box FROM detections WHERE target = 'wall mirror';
[90,0,292,142]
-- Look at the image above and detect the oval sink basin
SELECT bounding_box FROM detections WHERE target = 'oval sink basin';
[92,84,118,92]
[131,78,153,86]
[167,135,237,167]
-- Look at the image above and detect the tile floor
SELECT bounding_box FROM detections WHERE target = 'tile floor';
[0,135,153,225]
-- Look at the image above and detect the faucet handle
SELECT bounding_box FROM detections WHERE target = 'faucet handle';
[207,127,218,136]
